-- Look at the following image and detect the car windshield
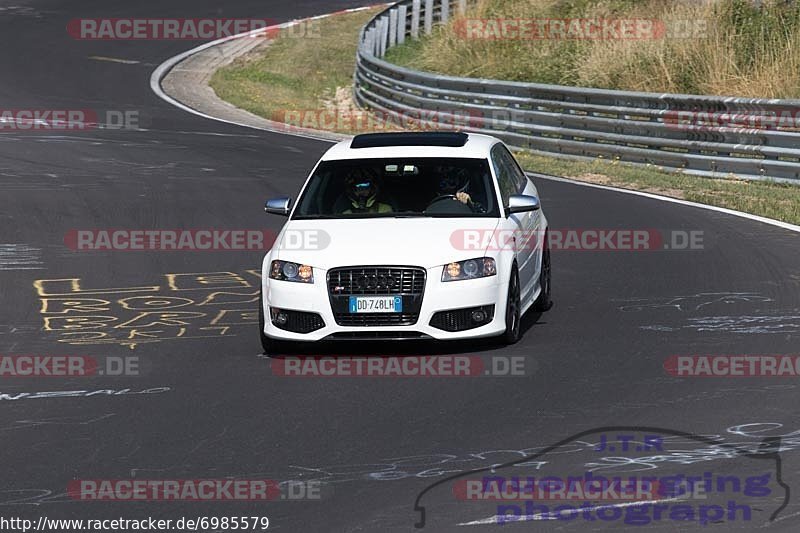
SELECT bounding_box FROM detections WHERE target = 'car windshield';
[292,158,499,219]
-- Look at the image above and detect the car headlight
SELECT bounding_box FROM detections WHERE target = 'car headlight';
[442,257,497,282]
[270,260,314,283]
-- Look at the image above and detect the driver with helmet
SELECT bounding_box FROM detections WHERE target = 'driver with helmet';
[340,167,393,214]
[435,166,484,213]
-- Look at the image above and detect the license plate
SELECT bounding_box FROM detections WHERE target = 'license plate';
[348,296,403,313]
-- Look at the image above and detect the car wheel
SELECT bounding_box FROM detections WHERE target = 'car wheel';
[533,242,552,312]
[258,289,289,356]
[502,266,521,345]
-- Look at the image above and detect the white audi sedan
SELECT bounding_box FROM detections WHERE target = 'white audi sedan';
[259,132,550,353]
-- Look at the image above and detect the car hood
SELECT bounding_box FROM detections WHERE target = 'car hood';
[272,218,501,269]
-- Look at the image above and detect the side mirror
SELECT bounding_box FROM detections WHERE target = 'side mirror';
[506,194,541,215]
[264,197,292,217]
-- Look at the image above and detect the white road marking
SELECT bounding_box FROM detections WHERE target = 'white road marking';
[89,56,141,65]
[0,244,43,270]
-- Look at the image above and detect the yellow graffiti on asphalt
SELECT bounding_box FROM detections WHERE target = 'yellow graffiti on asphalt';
[34,270,261,349]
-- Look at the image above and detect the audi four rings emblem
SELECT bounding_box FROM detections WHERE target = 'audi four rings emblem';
[354,275,398,290]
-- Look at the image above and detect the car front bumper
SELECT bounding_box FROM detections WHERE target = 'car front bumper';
[261,266,509,342]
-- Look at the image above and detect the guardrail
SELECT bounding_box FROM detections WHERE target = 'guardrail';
[354,0,800,183]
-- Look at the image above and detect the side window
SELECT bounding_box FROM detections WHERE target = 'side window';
[497,144,528,193]
[490,144,516,207]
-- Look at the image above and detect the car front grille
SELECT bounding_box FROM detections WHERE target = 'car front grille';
[328,266,425,295]
[328,266,426,326]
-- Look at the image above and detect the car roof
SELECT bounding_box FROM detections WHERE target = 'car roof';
[320,132,500,161]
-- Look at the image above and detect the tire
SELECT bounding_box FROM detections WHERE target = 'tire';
[533,240,552,312]
[501,266,522,345]
[258,289,289,355]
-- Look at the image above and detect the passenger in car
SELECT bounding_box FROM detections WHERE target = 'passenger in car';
[340,169,393,214]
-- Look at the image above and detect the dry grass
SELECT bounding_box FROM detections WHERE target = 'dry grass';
[386,0,800,98]
[210,7,382,125]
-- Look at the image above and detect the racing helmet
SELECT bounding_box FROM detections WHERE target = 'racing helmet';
[436,165,470,195]
[344,167,380,210]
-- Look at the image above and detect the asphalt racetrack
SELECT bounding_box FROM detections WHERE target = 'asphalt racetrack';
[1,0,799,531]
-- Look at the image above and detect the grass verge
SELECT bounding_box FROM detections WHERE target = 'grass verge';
[210,7,382,129]
[209,4,800,226]
[384,0,800,98]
